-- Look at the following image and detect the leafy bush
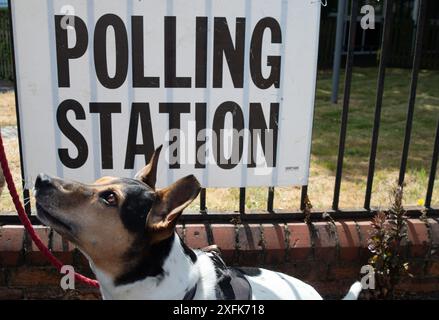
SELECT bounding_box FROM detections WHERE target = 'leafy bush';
[368,186,411,299]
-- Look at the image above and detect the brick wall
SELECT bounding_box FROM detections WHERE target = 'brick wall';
[1,218,439,300]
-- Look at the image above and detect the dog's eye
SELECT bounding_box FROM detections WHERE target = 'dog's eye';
[101,191,118,207]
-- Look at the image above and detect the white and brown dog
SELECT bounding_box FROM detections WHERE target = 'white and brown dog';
[34,146,362,300]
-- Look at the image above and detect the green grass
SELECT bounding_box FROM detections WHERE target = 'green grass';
[313,68,439,176]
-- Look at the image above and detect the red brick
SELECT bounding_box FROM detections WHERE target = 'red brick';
[68,289,101,300]
[306,263,330,282]
[236,224,263,265]
[0,226,25,251]
[310,280,358,298]
[428,218,439,244]
[279,261,329,282]
[278,262,313,279]
[211,224,236,257]
[0,288,24,300]
[427,261,439,277]
[336,220,361,261]
[287,223,311,261]
[50,230,71,252]
[185,224,209,249]
[396,278,439,293]
[22,226,75,265]
[356,220,374,259]
[50,231,74,265]
[406,219,429,258]
[262,224,286,264]
[237,224,260,250]
[0,269,6,286]
[20,287,101,300]
[30,226,50,251]
[407,260,425,277]
[0,226,25,266]
[427,218,439,259]
[312,222,337,262]
[24,287,65,300]
[73,291,101,300]
[27,226,51,266]
[328,264,361,280]
[9,267,61,287]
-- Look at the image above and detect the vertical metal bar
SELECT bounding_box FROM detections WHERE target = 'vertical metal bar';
[426,119,439,208]
[300,186,308,211]
[398,0,427,186]
[198,189,213,244]
[267,187,274,213]
[239,187,246,214]
[7,0,32,216]
[364,0,394,210]
[331,0,347,104]
[332,0,358,211]
[200,188,206,214]
[360,27,366,52]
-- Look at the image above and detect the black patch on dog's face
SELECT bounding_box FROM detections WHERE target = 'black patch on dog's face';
[118,178,155,233]
[179,237,197,263]
[115,235,199,286]
[106,178,199,287]
[111,178,168,286]
[115,233,175,286]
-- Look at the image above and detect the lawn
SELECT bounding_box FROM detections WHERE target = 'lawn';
[0,67,438,214]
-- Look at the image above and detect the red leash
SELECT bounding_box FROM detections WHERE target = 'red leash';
[0,131,99,288]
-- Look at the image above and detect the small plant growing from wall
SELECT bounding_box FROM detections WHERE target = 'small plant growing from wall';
[367,185,411,299]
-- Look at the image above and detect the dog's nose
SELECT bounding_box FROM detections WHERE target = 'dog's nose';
[35,173,53,189]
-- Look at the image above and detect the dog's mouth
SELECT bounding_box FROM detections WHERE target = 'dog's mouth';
[36,202,73,232]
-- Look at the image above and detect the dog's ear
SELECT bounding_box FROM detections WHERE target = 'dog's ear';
[135,145,162,189]
[146,175,201,241]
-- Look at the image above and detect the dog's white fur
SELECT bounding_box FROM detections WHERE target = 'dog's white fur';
[90,233,362,300]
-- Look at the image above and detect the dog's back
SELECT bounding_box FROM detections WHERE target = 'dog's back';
[238,267,361,300]
[239,267,323,300]
[200,251,361,300]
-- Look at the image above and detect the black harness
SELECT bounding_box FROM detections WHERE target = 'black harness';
[183,283,198,300]
[208,251,253,300]
[183,250,252,300]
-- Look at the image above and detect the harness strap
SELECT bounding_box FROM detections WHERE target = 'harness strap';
[208,251,252,300]
[183,284,198,300]
[228,268,252,300]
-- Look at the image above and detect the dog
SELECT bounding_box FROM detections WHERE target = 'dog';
[34,146,362,300]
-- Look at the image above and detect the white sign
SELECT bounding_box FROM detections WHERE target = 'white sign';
[11,0,321,188]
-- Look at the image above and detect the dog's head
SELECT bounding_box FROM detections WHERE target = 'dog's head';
[34,146,200,276]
